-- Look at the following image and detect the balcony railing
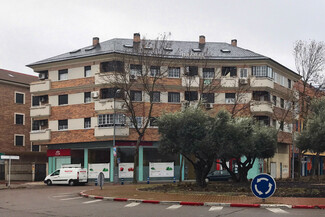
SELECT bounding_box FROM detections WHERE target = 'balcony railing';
[94,126,129,137]
[250,77,274,89]
[182,76,200,87]
[30,129,51,142]
[30,80,51,93]
[250,101,273,113]
[95,99,127,111]
[220,77,239,87]
[30,104,51,117]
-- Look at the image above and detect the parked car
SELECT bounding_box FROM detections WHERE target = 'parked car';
[44,165,88,186]
[207,170,232,181]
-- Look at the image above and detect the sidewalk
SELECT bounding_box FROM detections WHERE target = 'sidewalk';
[82,183,325,208]
[0,181,44,190]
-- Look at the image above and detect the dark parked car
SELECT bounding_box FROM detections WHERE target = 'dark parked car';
[207,170,232,181]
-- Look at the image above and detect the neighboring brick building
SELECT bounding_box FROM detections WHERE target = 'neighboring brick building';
[0,68,47,181]
[27,34,300,181]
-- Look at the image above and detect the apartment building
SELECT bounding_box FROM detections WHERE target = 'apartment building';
[0,68,47,181]
[27,34,300,181]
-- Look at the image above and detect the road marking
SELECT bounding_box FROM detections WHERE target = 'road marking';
[125,202,140,207]
[209,206,223,211]
[53,195,75,198]
[266,208,288,214]
[166,205,182,210]
[61,197,83,201]
[83,200,102,204]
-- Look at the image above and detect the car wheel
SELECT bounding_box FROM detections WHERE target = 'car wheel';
[46,180,52,186]
[69,180,75,186]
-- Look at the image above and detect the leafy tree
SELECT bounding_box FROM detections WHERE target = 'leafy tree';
[212,111,278,182]
[296,98,325,176]
[158,108,214,187]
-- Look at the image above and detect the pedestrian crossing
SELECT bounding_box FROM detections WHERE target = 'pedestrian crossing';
[51,194,292,214]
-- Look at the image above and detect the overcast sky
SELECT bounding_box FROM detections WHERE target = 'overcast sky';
[1,0,324,76]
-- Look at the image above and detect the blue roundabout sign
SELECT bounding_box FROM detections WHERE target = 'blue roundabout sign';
[251,173,276,199]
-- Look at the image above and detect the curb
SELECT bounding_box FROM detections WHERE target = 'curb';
[79,191,325,209]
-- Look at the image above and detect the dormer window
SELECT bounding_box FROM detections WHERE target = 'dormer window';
[221,49,231,53]
[192,48,201,52]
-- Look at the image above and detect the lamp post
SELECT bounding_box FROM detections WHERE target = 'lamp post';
[113,89,120,184]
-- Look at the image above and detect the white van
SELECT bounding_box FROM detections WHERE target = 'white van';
[44,164,88,186]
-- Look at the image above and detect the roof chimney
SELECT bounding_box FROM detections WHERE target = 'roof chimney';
[93,37,99,46]
[199,35,206,45]
[231,39,237,47]
[133,33,140,43]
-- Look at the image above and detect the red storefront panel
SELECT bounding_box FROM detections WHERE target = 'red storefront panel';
[47,149,71,157]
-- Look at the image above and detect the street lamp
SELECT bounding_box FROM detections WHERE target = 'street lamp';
[113,89,121,184]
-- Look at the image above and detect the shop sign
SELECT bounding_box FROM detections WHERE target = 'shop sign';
[88,163,110,179]
[149,162,174,177]
[119,163,134,178]
[47,149,71,157]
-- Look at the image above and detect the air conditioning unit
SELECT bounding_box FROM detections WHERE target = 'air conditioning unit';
[91,91,99,98]
[39,73,46,80]
[204,103,213,109]
[239,78,248,84]
[225,98,235,104]
[130,74,137,80]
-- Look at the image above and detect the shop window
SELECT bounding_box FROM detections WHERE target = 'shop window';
[89,149,110,163]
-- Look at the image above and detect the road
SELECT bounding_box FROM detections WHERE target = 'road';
[0,185,323,217]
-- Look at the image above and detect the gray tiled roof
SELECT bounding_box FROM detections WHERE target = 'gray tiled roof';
[28,38,269,67]
[0,68,38,85]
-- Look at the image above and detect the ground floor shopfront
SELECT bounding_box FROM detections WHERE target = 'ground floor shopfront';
[47,141,185,182]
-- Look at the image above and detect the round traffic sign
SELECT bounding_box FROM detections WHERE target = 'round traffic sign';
[251,173,276,199]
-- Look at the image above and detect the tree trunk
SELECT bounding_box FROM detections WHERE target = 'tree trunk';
[193,160,213,187]
[132,135,143,184]
[220,161,238,182]
[237,166,250,182]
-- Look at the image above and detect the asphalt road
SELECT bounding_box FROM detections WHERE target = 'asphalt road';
[0,185,324,217]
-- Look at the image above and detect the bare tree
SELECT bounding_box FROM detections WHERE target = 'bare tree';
[99,33,176,183]
[293,40,325,178]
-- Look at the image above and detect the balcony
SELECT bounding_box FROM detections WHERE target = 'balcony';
[30,104,51,117]
[30,80,51,93]
[94,126,129,137]
[250,101,273,113]
[182,76,200,87]
[250,77,274,89]
[95,99,126,112]
[30,129,51,142]
[221,77,238,87]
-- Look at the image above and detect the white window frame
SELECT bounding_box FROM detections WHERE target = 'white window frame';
[98,114,126,127]
[14,113,25,125]
[240,68,248,78]
[203,68,215,79]
[15,91,25,104]
[168,67,180,78]
[130,117,143,128]
[31,144,41,152]
[225,93,236,104]
[58,69,68,81]
[84,118,91,129]
[58,120,68,131]
[84,66,91,77]
[14,134,25,146]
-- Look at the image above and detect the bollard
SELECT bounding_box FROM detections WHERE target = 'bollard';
[147,177,150,184]
[121,178,124,185]
[173,177,176,184]
[95,179,98,186]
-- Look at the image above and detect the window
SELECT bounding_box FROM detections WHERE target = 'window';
[288,79,292,88]
[280,121,284,131]
[240,69,248,78]
[84,92,91,103]
[130,64,142,76]
[225,93,235,104]
[100,88,123,99]
[149,117,158,127]
[203,68,215,78]
[32,120,48,131]
[58,69,68,80]
[272,95,277,106]
[202,93,215,103]
[84,118,91,129]
[185,91,198,101]
[168,92,180,103]
[15,92,24,104]
[98,114,125,127]
[150,66,160,77]
[255,116,270,126]
[280,98,284,108]
[185,66,198,76]
[273,119,277,128]
[150,91,160,102]
[130,117,143,128]
[58,94,68,105]
[15,114,24,125]
[222,67,237,77]
[253,91,270,101]
[32,95,48,106]
[15,135,24,146]
[84,66,91,77]
[130,91,142,101]
[168,67,180,78]
[32,145,40,152]
[252,66,273,79]
[58,120,68,130]
[101,61,124,72]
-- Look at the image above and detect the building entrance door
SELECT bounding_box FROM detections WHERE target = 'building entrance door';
[35,164,46,181]
[0,164,4,180]
[271,162,277,178]
[55,157,71,170]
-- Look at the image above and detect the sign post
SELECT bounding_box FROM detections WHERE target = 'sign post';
[1,155,20,188]
[251,173,276,201]
[98,172,105,190]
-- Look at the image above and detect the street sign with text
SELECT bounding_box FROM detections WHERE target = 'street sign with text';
[1,155,19,160]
